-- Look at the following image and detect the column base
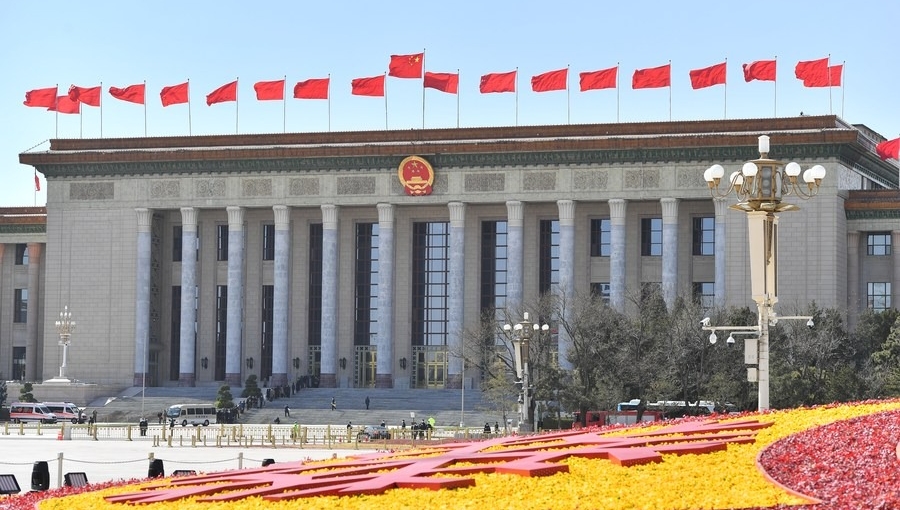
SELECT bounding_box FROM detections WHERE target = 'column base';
[225,373,242,386]
[374,374,393,388]
[445,374,462,389]
[178,374,196,387]
[318,373,337,388]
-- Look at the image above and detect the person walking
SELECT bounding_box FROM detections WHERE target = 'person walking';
[365,396,370,410]
[331,397,336,411]
[284,404,290,417]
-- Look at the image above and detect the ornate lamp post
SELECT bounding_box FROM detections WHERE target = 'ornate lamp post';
[54,306,76,380]
[503,312,549,433]
[703,135,825,410]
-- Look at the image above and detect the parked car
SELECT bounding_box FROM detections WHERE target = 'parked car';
[357,425,391,440]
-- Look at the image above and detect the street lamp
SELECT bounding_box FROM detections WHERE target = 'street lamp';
[703,135,825,411]
[502,312,549,433]
[54,306,76,380]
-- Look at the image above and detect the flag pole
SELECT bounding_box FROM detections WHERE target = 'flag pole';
[235,77,239,134]
[827,54,832,115]
[283,75,287,133]
[384,73,388,130]
[55,83,59,138]
[616,62,620,123]
[668,60,672,122]
[457,69,461,128]
[100,80,103,138]
[723,58,727,119]
[421,47,426,129]
[327,73,332,132]
[79,100,83,139]
[187,79,192,135]
[566,64,571,124]
[143,80,147,137]
[515,66,519,127]
[773,56,777,117]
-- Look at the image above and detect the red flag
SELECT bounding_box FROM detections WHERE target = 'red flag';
[531,68,568,92]
[24,87,58,107]
[632,64,671,89]
[875,137,899,160]
[351,75,385,97]
[35,173,41,192]
[479,71,516,93]
[293,78,329,99]
[689,62,726,89]
[827,65,843,87]
[48,95,80,114]
[68,85,101,106]
[795,58,829,87]
[254,79,284,100]
[388,53,424,78]
[109,84,145,104]
[742,60,776,82]
[424,72,458,94]
[579,67,617,91]
[207,80,237,105]
[160,82,189,106]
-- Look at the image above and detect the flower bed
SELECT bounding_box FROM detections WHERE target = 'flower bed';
[7,399,899,510]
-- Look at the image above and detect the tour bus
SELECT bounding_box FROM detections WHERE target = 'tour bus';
[43,402,85,423]
[9,402,58,424]
[165,404,217,426]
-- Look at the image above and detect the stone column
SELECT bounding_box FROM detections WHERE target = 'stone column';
[271,205,291,387]
[556,200,575,370]
[714,197,728,305]
[893,231,900,314]
[319,204,339,388]
[506,201,524,314]
[178,207,198,386]
[661,198,679,308]
[609,199,627,312]
[133,208,152,387]
[25,243,41,381]
[447,202,466,388]
[376,203,395,388]
[224,206,245,386]
[846,231,860,331]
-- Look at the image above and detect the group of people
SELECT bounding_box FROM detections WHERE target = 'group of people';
[483,421,501,434]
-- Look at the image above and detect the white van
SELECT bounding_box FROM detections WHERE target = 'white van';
[43,402,85,423]
[9,402,58,424]
[165,404,217,427]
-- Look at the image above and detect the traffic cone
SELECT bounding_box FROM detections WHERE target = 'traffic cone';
[57,428,63,440]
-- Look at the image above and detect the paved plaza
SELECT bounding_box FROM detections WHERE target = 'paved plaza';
[0,433,375,493]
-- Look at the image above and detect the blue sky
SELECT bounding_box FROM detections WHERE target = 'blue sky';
[2,0,898,207]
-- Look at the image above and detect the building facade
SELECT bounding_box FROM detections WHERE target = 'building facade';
[7,115,899,391]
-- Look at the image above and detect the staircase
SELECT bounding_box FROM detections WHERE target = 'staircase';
[87,386,508,430]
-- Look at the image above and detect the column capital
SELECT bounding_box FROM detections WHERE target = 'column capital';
[448,202,466,228]
[135,208,152,233]
[180,207,198,231]
[713,197,729,218]
[661,197,679,224]
[321,204,339,229]
[377,203,394,225]
[273,205,290,230]
[226,206,244,230]
[506,201,524,227]
[557,200,575,226]
[609,199,627,224]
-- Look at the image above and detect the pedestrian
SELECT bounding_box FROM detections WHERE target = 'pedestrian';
[365,396,370,410]
[274,417,280,424]
[380,419,385,427]
[169,418,175,430]
[494,421,499,434]
[331,397,336,411]
[139,418,148,436]
[347,421,352,431]
[157,411,163,425]
[401,419,406,429]
[284,404,290,417]
[484,422,491,434]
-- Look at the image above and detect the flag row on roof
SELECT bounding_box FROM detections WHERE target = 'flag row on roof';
[23,54,846,111]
